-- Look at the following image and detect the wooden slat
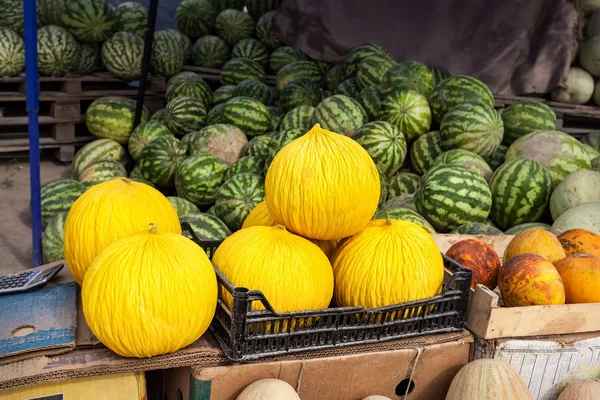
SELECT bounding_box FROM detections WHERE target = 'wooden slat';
[0,115,84,127]
[0,135,94,152]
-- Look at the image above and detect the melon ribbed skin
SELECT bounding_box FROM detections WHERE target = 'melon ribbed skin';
[42,212,68,263]
[164,96,207,137]
[501,101,556,145]
[221,57,265,85]
[354,121,407,177]
[312,95,366,136]
[269,46,307,73]
[410,131,444,175]
[0,28,24,76]
[255,11,284,51]
[429,75,494,123]
[114,2,147,37]
[191,35,230,69]
[175,153,229,205]
[231,38,269,68]
[175,0,217,39]
[215,173,265,231]
[379,90,432,142]
[61,0,115,42]
[40,179,86,225]
[37,25,80,77]
[139,136,188,187]
[432,149,493,183]
[279,105,315,131]
[72,138,128,178]
[180,212,231,240]
[101,31,143,79]
[223,97,271,136]
[381,61,435,98]
[215,9,255,47]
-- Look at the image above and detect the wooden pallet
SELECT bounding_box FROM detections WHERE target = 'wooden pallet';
[183,65,277,87]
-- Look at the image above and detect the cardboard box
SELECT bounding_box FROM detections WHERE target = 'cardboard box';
[164,332,473,400]
[0,372,146,400]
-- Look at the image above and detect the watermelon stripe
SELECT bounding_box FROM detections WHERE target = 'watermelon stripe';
[61,0,116,42]
[373,207,436,234]
[215,173,265,231]
[429,75,494,123]
[501,102,557,145]
[379,90,431,142]
[78,160,128,187]
[72,139,128,177]
[410,130,443,175]
[181,213,231,240]
[101,31,143,79]
[175,153,229,205]
[312,95,366,136]
[223,97,270,136]
[140,136,188,187]
[280,105,315,131]
[354,121,407,177]
[221,57,265,85]
[164,96,207,136]
[432,149,493,183]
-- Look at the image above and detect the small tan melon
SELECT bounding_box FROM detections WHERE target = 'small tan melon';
[236,379,300,400]
[557,379,600,400]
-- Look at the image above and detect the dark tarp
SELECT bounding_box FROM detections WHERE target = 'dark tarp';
[271,0,580,96]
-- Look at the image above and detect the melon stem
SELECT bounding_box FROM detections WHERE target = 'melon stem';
[149,223,157,233]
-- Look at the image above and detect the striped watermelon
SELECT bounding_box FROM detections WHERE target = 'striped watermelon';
[223,97,271,136]
[113,2,147,37]
[175,153,229,205]
[451,223,503,235]
[128,121,174,162]
[593,157,600,171]
[210,0,244,10]
[440,102,503,159]
[279,105,315,131]
[159,30,192,62]
[0,28,24,77]
[151,30,185,77]
[269,46,307,73]
[380,193,416,212]
[504,222,552,235]
[75,42,101,74]
[582,132,600,151]
[357,85,383,121]
[42,212,68,263]
[206,205,218,216]
[0,0,23,34]
[280,78,321,111]
[312,95,366,136]
[101,31,143,79]
[430,65,451,87]
[151,109,166,123]
[388,172,421,197]
[267,128,304,155]
[187,123,248,165]
[61,0,115,42]
[276,61,323,91]
[37,26,80,77]
[378,167,389,205]
[180,213,232,240]
[326,64,348,91]
[429,75,494,123]
[206,103,227,125]
[215,173,265,231]
[40,179,86,226]
[381,61,435,98]
[245,0,280,19]
[168,196,200,217]
[225,155,266,179]
[215,9,255,47]
[379,90,432,142]
[175,0,217,39]
[344,43,390,78]
[85,96,150,144]
[584,144,600,160]
[415,165,492,232]
[485,143,508,171]
[164,96,207,137]
[231,38,269,68]
[357,54,395,89]
[191,35,230,69]
[268,106,283,130]
[410,130,444,175]
[128,164,144,180]
[335,78,361,98]
[221,58,265,85]
[354,121,407,177]
[72,139,128,178]
[166,72,212,108]
[505,131,593,186]
[233,79,273,105]
[501,102,557,145]
[244,134,271,157]
[432,149,493,183]
[255,11,284,51]
[489,158,553,229]
[78,160,128,187]
[212,85,237,106]
[374,207,436,234]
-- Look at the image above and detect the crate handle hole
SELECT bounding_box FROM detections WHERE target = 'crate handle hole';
[395,378,415,396]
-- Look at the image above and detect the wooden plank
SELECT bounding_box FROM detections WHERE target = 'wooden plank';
[0,115,84,127]
[0,135,94,152]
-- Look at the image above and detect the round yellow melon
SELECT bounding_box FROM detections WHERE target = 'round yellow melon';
[242,201,276,228]
[332,219,444,308]
[265,124,380,241]
[64,178,181,285]
[212,225,334,312]
[81,225,217,358]
[445,359,532,400]
[557,379,600,400]
[310,239,339,259]
[236,379,300,400]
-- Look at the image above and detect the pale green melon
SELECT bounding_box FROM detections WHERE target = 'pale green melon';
[551,202,600,235]
[551,68,594,104]
[550,170,600,221]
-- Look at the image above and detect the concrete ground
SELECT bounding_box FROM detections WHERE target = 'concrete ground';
[0,155,70,275]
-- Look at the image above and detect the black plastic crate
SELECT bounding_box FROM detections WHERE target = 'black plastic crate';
[182,223,472,363]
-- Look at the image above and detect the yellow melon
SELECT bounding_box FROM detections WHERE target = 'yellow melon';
[242,201,276,228]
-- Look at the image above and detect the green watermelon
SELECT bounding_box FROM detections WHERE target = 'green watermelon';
[276,61,323,91]
[410,130,444,175]
[128,164,143,179]
[0,28,24,76]
[215,173,265,230]
[75,42,101,74]
[451,223,503,235]
[430,66,451,87]
[354,121,407,177]
[0,0,23,34]
[233,79,273,105]
[504,222,552,235]
[223,97,271,136]
[166,72,212,107]
[175,153,229,205]
[40,179,86,225]
[162,29,192,62]
[168,196,200,216]
[85,96,150,144]
[215,9,255,47]
[379,193,416,212]
[312,95,366,136]
[263,152,276,173]
[164,96,207,137]
[180,213,232,240]
[61,0,115,42]
[440,102,503,159]
[379,90,432,142]
[485,143,508,171]
[128,121,174,162]
[101,31,143,79]
[139,136,188,187]
[221,57,266,85]
[429,75,494,123]
[334,78,361,98]
[415,164,492,232]
[151,109,167,123]
[78,160,128,187]
[191,35,230,69]
[206,103,227,125]
[42,212,68,263]
[255,11,284,51]
[325,64,348,91]
[269,46,308,73]
[268,106,283,130]
[344,43,390,78]
[113,2,147,37]
[151,30,185,77]
[388,172,421,198]
[267,128,304,155]
[280,78,321,111]
[245,0,280,19]
[432,149,493,183]
[378,167,388,205]
[72,139,128,178]
[500,102,556,145]
[584,144,600,160]
[231,38,269,68]
[37,26,80,77]
[489,158,553,229]
[225,155,266,179]
[244,134,271,157]
[175,0,217,39]
[212,85,237,106]
[205,205,218,216]
[373,207,435,234]
[505,130,592,185]
[356,54,395,89]
[582,132,600,151]
[210,0,244,10]
[381,61,435,99]
[279,105,315,131]
[356,85,383,121]
[187,123,248,165]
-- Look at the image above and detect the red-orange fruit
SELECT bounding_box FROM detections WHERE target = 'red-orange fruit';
[446,238,501,290]
[558,229,600,257]
[554,253,600,304]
